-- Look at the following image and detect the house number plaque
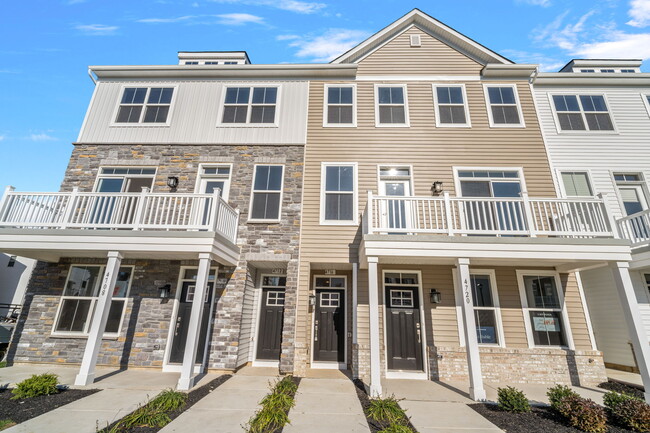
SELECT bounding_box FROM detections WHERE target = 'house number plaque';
[463,278,471,304]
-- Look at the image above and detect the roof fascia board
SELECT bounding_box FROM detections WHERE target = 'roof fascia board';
[482,64,538,78]
[535,72,650,85]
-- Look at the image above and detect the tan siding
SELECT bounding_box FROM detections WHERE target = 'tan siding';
[561,273,593,351]
[494,268,528,348]
[357,27,483,76]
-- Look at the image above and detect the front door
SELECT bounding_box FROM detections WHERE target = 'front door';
[379,167,412,231]
[385,272,423,371]
[169,280,214,364]
[312,276,346,364]
[256,275,286,361]
[616,174,650,239]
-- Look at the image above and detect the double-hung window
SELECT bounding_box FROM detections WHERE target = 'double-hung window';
[53,265,133,336]
[471,273,502,345]
[519,272,570,347]
[376,85,408,126]
[222,87,278,124]
[433,85,470,126]
[551,94,614,131]
[321,163,357,224]
[324,85,355,126]
[249,165,284,221]
[116,87,174,124]
[560,172,593,197]
[484,85,523,127]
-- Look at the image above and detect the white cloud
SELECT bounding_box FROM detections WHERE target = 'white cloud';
[67,0,87,4]
[500,49,564,72]
[627,0,650,27]
[276,34,300,41]
[210,0,325,14]
[137,15,198,23]
[517,0,551,7]
[574,31,650,58]
[29,133,58,142]
[533,10,596,51]
[75,24,119,35]
[285,28,369,62]
[0,135,5,142]
[216,13,265,25]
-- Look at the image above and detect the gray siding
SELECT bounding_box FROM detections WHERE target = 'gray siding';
[236,266,257,367]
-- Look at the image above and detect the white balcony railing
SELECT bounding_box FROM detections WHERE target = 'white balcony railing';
[0,187,240,244]
[363,191,617,238]
[617,209,650,246]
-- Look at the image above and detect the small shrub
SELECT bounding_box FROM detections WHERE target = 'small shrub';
[547,384,579,412]
[149,389,187,412]
[11,373,59,400]
[245,376,298,433]
[614,398,650,432]
[604,390,641,412]
[497,386,530,413]
[378,424,414,433]
[274,376,298,396]
[246,406,290,433]
[557,395,607,433]
[260,391,294,413]
[120,404,171,429]
[366,396,408,425]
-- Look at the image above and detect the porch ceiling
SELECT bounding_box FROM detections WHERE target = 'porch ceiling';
[359,234,632,271]
[0,228,239,265]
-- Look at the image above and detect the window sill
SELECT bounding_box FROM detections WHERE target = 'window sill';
[320,221,359,226]
[109,123,172,128]
[247,219,282,224]
[216,123,279,128]
[50,333,120,340]
[435,124,472,128]
[488,124,526,129]
[323,123,357,128]
[556,130,618,135]
[374,123,410,128]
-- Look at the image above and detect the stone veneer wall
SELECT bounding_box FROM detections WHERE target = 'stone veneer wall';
[10,144,303,372]
[429,346,607,386]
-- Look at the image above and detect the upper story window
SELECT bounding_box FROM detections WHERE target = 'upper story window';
[249,165,284,222]
[580,69,595,73]
[375,85,409,126]
[222,87,278,124]
[560,171,593,197]
[197,165,232,200]
[324,85,356,126]
[96,167,156,193]
[116,87,174,124]
[205,61,219,65]
[433,85,470,127]
[551,94,614,132]
[321,163,357,224]
[484,85,524,127]
[185,61,199,65]
[600,69,615,73]
[621,69,636,73]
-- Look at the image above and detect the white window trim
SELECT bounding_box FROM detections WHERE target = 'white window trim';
[51,264,134,338]
[556,169,596,198]
[610,170,650,217]
[376,164,415,195]
[216,84,282,128]
[110,85,178,127]
[320,162,359,226]
[431,83,472,128]
[452,166,528,198]
[323,84,357,128]
[194,163,234,201]
[547,92,618,135]
[641,94,650,118]
[311,274,348,368]
[516,270,575,350]
[248,164,285,223]
[482,84,525,128]
[92,166,158,192]
[470,269,506,348]
[374,84,410,127]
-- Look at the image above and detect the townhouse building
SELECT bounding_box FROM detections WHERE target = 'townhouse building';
[0,9,648,403]
[532,60,650,378]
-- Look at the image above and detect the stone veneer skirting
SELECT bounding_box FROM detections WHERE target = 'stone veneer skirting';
[429,346,607,386]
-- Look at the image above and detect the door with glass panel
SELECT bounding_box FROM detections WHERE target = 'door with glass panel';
[91,167,155,226]
[384,272,423,371]
[379,167,412,232]
[197,165,231,226]
[458,170,524,233]
[615,174,649,240]
[313,277,346,364]
[256,275,286,362]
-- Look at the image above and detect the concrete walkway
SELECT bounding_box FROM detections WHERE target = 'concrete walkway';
[284,370,370,433]
[159,372,276,433]
[383,379,503,433]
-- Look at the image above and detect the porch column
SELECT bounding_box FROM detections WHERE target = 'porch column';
[609,261,650,403]
[75,251,123,386]
[368,257,382,397]
[456,258,486,401]
[177,253,212,391]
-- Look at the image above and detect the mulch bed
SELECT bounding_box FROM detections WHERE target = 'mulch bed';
[99,374,232,433]
[0,387,100,425]
[598,380,645,400]
[470,403,636,433]
[353,379,419,433]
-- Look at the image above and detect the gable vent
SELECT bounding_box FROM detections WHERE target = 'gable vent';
[410,34,421,47]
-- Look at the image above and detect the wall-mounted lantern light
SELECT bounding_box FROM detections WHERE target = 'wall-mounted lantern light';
[158,284,171,299]
[430,181,444,196]
[429,288,442,304]
[167,176,179,190]
[309,294,316,307]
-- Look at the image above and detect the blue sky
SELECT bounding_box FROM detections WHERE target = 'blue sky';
[1,0,649,191]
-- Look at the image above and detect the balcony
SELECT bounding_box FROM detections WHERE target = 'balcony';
[0,187,240,264]
[617,209,650,247]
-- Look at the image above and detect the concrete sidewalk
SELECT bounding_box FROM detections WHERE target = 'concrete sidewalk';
[284,371,370,433]
[159,373,277,433]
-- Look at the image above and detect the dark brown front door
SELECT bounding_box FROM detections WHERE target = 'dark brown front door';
[385,284,423,371]
[313,289,345,363]
[256,289,285,360]
[169,281,214,364]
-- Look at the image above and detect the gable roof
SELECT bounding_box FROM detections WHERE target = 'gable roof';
[331,9,514,66]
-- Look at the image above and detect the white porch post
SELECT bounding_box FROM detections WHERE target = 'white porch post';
[177,253,212,391]
[609,261,650,403]
[455,258,486,401]
[75,251,123,386]
[368,257,382,397]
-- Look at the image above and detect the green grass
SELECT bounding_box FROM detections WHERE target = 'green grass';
[366,396,414,432]
[0,420,16,431]
[100,389,187,432]
[245,376,298,433]
[0,361,7,368]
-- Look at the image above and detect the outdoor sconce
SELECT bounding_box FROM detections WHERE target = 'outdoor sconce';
[430,181,443,195]
[309,294,316,307]
[429,288,442,304]
[167,176,179,190]
[158,284,171,299]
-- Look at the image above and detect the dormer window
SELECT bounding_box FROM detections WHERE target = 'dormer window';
[580,69,595,73]
[621,69,636,73]
[600,69,615,73]
[185,61,199,65]
[221,87,278,124]
[115,87,174,124]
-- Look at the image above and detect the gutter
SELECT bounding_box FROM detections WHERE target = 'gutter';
[87,68,97,85]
